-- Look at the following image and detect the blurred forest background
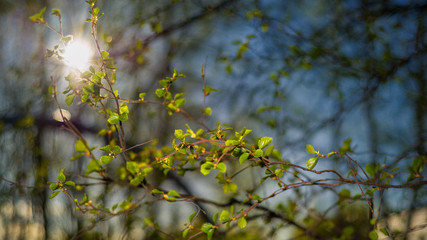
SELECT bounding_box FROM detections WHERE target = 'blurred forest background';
[0,0,426,239]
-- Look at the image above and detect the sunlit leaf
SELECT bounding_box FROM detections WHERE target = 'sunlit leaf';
[306,156,319,170]
[49,191,61,199]
[306,144,317,154]
[238,217,247,229]
[258,137,272,149]
[167,190,181,198]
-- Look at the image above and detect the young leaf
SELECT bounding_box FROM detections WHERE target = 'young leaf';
[167,190,181,198]
[369,230,379,240]
[51,9,61,16]
[201,162,214,175]
[253,149,263,158]
[264,145,274,157]
[65,181,75,187]
[126,161,139,175]
[108,113,120,125]
[201,223,213,233]
[188,212,197,222]
[101,50,109,59]
[306,156,319,170]
[220,210,230,222]
[216,162,227,173]
[204,107,212,116]
[239,152,250,164]
[258,137,272,149]
[182,228,190,238]
[75,139,87,152]
[139,92,146,100]
[86,159,101,174]
[49,191,61,199]
[212,212,219,223]
[57,169,66,182]
[306,144,317,154]
[65,93,75,106]
[100,156,113,165]
[207,228,215,240]
[151,189,164,195]
[238,217,247,229]
[29,7,46,23]
[49,183,59,191]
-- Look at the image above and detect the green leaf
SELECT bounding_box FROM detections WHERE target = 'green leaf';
[174,129,184,140]
[167,190,181,198]
[61,35,73,43]
[126,161,139,175]
[139,92,146,100]
[369,230,379,240]
[119,104,129,115]
[151,189,164,195]
[196,128,204,137]
[100,156,113,165]
[65,93,75,106]
[65,181,75,187]
[100,145,111,152]
[207,228,214,240]
[182,228,190,238]
[75,139,87,152]
[366,163,380,177]
[112,145,121,154]
[258,137,272,149]
[96,70,105,78]
[339,189,351,198]
[327,152,336,157]
[264,145,274,157]
[220,210,230,222]
[201,162,214,175]
[29,7,46,23]
[238,217,247,229]
[188,212,197,222]
[201,223,213,233]
[101,50,109,59]
[86,159,101,174]
[204,85,218,96]
[253,149,263,158]
[306,144,317,154]
[379,228,389,236]
[175,98,186,108]
[49,191,61,199]
[155,88,165,98]
[216,162,227,173]
[108,113,120,124]
[212,212,219,223]
[204,107,212,116]
[51,8,61,16]
[239,152,250,164]
[49,183,59,191]
[306,156,319,170]
[57,169,66,182]
[223,182,238,193]
[339,138,353,153]
[411,157,424,173]
[225,139,239,146]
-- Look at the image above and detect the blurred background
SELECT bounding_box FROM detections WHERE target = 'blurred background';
[0,0,426,239]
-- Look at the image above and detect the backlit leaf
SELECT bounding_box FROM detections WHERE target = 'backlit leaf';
[306,156,319,170]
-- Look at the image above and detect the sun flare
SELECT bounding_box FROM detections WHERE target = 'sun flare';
[62,40,93,71]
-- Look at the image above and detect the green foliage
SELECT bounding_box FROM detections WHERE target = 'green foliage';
[28,2,426,239]
[29,7,46,23]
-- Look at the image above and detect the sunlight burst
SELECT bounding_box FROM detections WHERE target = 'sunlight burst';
[62,40,93,71]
